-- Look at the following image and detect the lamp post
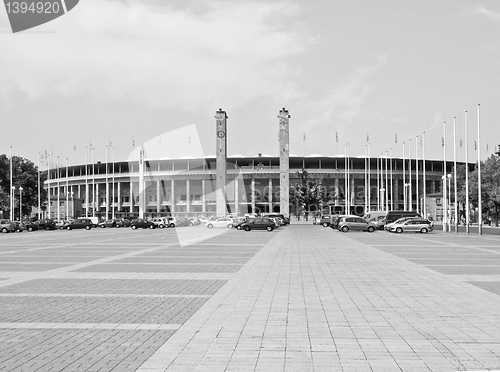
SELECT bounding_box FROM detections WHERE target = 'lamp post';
[11,186,16,220]
[404,183,410,210]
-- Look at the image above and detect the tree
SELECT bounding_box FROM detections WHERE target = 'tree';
[289,169,331,218]
[0,154,47,219]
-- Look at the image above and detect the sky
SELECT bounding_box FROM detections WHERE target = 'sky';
[1,0,500,166]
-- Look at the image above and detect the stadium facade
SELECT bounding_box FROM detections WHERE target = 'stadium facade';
[43,109,466,220]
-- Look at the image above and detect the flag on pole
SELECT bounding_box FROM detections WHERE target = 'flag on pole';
[73,143,76,151]
[188,133,191,144]
[442,137,444,147]
[366,134,369,143]
[460,139,462,148]
[474,141,477,150]
[335,132,338,143]
[303,132,306,142]
[486,143,489,153]
[419,135,422,146]
[395,134,397,144]
[132,136,135,147]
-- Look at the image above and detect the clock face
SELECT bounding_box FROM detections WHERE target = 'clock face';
[217,130,225,138]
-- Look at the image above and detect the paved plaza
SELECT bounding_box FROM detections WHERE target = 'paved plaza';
[1,224,500,371]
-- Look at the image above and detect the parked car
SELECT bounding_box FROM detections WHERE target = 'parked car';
[150,218,167,228]
[264,213,290,225]
[338,216,376,233]
[98,219,123,228]
[62,218,93,230]
[384,217,419,231]
[130,218,156,229]
[177,217,192,227]
[318,215,331,227]
[384,210,421,224]
[53,220,66,229]
[11,221,24,232]
[206,217,235,229]
[389,218,434,234]
[0,219,16,233]
[363,211,387,223]
[22,221,39,232]
[118,218,132,227]
[373,216,387,230]
[35,219,57,231]
[329,215,344,230]
[239,218,275,232]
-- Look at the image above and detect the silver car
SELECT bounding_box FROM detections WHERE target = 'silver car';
[389,219,434,234]
[338,216,376,233]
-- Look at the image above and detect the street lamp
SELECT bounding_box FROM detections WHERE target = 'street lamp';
[11,186,15,220]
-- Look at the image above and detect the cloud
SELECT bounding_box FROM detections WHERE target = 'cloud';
[300,54,389,136]
[0,0,310,111]
[471,5,500,22]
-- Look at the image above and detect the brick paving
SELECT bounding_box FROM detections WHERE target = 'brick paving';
[1,225,500,371]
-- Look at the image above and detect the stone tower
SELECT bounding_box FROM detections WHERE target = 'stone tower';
[215,108,228,217]
[278,108,290,217]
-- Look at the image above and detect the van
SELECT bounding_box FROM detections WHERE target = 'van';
[385,211,420,224]
[363,211,387,222]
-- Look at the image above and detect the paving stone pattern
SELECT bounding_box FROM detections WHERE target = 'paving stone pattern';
[0,227,273,371]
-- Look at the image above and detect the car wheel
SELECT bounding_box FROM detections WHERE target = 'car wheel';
[420,227,428,234]
[207,224,213,229]
[1,228,8,233]
[66,226,71,230]
[244,226,251,231]
[237,226,241,230]
[100,225,105,228]
[85,225,91,230]
[341,226,349,233]
[322,223,329,228]
[149,224,155,229]
[367,226,375,233]
[28,226,33,232]
[227,224,233,229]
[131,225,137,230]
[45,226,50,231]
[396,227,403,233]
[170,223,175,228]
[159,224,164,229]
[266,226,273,232]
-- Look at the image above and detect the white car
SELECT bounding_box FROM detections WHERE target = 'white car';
[206,217,235,229]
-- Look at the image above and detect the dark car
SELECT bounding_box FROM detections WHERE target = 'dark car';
[130,218,156,229]
[240,218,275,232]
[35,219,57,231]
[11,221,24,232]
[63,218,93,230]
[22,221,39,232]
[265,213,290,225]
[318,215,331,228]
[98,219,123,228]
[329,215,344,230]
[118,218,132,227]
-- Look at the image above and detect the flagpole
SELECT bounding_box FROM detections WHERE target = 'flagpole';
[385,151,389,211]
[367,142,371,212]
[389,148,393,211]
[365,144,367,213]
[92,145,95,218]
[415,135,419,215]
[85,146,88,218]
[443,121,447,232]
[66,158,69,219]
[347,143,350,214]
[464,111,470,234]
[10,146,13,221]
[112,147,115,220]
[477,104,482,235]
[344,144,348,214]
[38,152,41,220]
[422,132,426,218]
[106,145,109,220]
[453,116,458,233]
[408,138,412,211]
[377,154,380,211]
[403,142,406,210]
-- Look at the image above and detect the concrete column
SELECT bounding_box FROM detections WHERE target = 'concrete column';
[278,108,290,217]
[215,108,228,217]
[234,177,239,216]
[334,178,340,206]
[130,180,134,215]
[268,178,273,213]
[117,181,122,212]
[186,179,191,215]
[139,150,144,218]
[157,180,161,214]
[171,180,175,215]
[202,179,206,214]
[251,178,256,214]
